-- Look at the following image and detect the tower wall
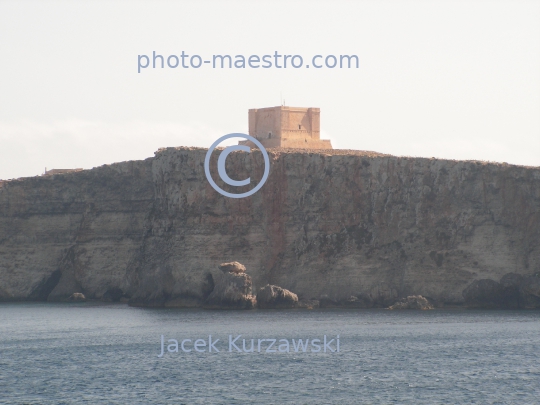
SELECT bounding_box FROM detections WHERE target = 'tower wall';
[246,106,332,149]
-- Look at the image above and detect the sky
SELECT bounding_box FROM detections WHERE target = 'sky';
[0,0,539,180]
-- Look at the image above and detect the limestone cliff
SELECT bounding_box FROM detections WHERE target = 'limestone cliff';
[0,147,539,307]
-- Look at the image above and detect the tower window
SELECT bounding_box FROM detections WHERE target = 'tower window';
[298,125,301,129]
[268,132,272,138]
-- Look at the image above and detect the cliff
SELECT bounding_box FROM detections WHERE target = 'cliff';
[0,147,539,307]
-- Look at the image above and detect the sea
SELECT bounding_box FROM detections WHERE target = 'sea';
[1,303,539,404]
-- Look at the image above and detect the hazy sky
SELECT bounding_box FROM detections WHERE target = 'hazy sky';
[0,0,539,179]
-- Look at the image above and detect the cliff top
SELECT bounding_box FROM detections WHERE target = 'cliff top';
[155,146,389,158]
[1,147,537,183]
[155,146,538,169]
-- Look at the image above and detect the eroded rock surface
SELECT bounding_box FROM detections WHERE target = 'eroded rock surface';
[297,299,320,309]
[68,292,86,302]
[388,295,434,310]
[203,263,256,309]
[257,284,298,309]
[0,148,539,307]
[219,262,246,274]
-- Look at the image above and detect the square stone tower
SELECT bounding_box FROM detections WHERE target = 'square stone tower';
[240,106,332,149]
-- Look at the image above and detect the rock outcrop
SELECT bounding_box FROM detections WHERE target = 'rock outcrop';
[68,292,86,302]
[0,147,539,307]
[297,299,320,309]
[219,262,246,274]
[256,284,298,309]
[388,295,434,310]
[203,263,256,309]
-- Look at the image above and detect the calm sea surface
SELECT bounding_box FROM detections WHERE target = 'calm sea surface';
[0,304,539,404]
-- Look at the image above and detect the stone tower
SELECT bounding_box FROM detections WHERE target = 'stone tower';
[240,106,332,149]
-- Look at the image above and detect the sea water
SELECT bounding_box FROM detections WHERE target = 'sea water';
[1,303,539,404]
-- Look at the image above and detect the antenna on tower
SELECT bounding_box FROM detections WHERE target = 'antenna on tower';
[280,92,283,106]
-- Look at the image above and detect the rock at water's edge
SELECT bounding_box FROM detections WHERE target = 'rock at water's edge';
[388,295,434,310]
[256,284,298,309]
[68,293,86,302]
[203,264,256,309]
[297,299,320,309]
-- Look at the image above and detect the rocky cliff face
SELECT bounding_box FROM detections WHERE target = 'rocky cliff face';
[1,147,539,307]
[0,160,154,301]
